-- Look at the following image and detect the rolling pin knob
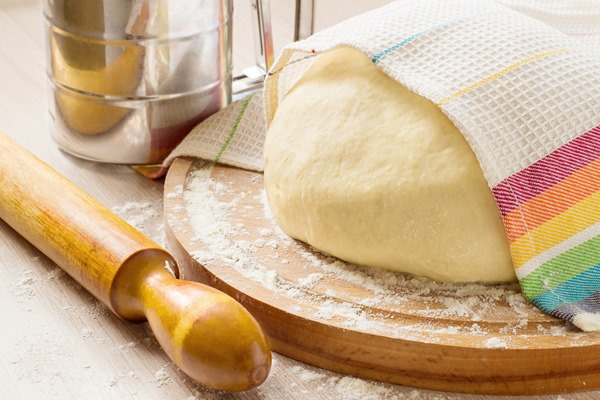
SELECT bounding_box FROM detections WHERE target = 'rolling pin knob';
[111,249,272,391]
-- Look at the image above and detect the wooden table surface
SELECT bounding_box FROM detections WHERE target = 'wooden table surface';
[0,1,597,399]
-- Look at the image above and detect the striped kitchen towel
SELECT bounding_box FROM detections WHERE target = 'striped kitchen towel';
[162,91,265,172]
[263,0,600,331]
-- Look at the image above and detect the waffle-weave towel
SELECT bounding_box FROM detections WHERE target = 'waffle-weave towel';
[261,0,600,331]
[160,91,266,172]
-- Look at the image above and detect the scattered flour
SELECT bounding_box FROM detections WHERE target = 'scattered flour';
[185,390,221,400]
[111,201,159,228]
[484,337,509,349]
[334,376,400,400]
[108,373,126,387]
[12,269,35,298]
[153,367,171,387]
[46,267,67,281]
[117,341,137,352]
[84,299,110,320]
[286,363,459,400]
[291,365,324,382]
[180,162,573,343]
[165,184,183,200]
[298,273,324,287]
[258,227,274,236]
[288,365,400,400]
[112,200,165,247]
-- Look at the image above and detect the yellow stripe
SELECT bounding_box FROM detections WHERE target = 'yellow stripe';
[511,188,600,268]
[437,48,571,106]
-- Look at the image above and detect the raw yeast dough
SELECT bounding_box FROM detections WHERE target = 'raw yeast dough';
[263,47,516,282]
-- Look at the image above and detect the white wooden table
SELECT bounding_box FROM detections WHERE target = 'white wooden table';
[0,1,597,399]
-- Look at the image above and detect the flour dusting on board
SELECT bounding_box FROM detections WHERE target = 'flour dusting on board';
[181,162,582,345]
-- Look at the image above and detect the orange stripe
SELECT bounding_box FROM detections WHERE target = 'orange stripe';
[504,157,600,243]
[510,189,600,268]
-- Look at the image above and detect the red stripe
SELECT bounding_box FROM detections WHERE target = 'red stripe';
[492,124,600,216]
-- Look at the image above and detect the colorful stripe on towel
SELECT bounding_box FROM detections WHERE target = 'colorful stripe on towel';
[492,123,600,322]
[437,48,571,106]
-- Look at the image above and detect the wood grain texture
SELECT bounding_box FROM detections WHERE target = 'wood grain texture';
[163,159,600,396]
[2,0,600,399]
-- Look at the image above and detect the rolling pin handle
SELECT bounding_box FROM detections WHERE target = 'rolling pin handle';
[110,248,272,391]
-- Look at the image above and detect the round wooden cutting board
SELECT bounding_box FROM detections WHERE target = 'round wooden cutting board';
[164,157,600,395]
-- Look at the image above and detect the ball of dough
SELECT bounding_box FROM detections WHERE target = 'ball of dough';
[263,47,515,283]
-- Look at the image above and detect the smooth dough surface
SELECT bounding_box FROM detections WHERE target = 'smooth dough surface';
[263,47,516,282]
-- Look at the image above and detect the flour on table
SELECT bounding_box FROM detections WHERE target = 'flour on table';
[12,269,35,298]
[108,373,126,387]
[181,161,582,344]
[46,267,67,281]
[112,200,165,247]
[286,363,457,400]
[289,365,399,400]
[117,341,137,352]
[153,366,171,387]
[112,201,158,227]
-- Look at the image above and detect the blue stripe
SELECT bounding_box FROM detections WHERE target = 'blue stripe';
[531,262,600,312]
[371,24,445,63]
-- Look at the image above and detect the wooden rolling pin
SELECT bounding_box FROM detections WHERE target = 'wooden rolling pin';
[0,131,271,391]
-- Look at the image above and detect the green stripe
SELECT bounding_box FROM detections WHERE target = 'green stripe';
[519,234,600,299]
[215,92,256,163]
